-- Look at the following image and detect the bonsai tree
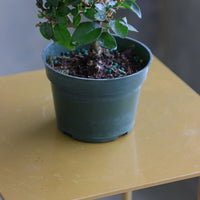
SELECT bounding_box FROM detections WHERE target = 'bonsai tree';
[37,0,152,142]
[36,0,141,57]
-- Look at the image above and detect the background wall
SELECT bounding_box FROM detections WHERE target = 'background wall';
[0,0,48,76]
[0,0,199,94]
[118,0,200,94]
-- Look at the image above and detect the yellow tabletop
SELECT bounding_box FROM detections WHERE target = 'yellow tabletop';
[0,57,200,200]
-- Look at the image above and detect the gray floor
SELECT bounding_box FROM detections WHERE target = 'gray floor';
[0,0,199,200]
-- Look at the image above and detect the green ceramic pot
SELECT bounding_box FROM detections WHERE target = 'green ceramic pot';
[42,36,152,143]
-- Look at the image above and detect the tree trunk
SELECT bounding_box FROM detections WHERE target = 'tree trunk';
[90,40,102,57]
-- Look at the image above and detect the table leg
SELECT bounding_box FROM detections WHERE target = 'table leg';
[122,191,132,200]
[0,193,4,200]
[198,177,200,200]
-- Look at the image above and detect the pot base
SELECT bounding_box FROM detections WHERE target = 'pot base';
[62,131,129,143]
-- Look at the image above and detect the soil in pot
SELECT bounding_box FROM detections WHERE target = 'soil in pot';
[47,46,145,79]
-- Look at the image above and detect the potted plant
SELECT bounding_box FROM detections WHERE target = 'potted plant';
[36,0,152,143]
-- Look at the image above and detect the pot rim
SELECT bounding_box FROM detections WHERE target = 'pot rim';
[42,36,152,82]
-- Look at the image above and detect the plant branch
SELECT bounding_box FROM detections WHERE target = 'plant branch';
[35,22,42,27]
[66,15,76,28]
[36,0,46,11]
[81,0,91,7]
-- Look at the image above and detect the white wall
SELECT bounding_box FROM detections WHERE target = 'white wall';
[0,0,49,76]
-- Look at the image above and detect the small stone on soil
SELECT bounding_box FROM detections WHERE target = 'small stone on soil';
[47,47,145,79]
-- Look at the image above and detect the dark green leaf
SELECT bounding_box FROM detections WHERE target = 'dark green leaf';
[71,0,82,5]
[73,14,81,26]
[56,6,70,16]
[36,0,43,8]
[56,16,68,25]
[109,19,128,38]
[46,8,56,19]
[64,0,71,6]
[71,7,79,16]
[71,22,102,45]
[121,0,141,18]
[46,0,58,7]
[44,2,50,8]
[37,13,44,19]
[83,9,96,20]
[65,0,81,6]
[38,0,43,5]
[98,32,117,49]
[40,22,54,40]
[53,24,75,50]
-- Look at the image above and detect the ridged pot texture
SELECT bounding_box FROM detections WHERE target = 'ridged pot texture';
[42,36,152,143]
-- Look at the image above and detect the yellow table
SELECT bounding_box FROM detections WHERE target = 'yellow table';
[0,57,200,200]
